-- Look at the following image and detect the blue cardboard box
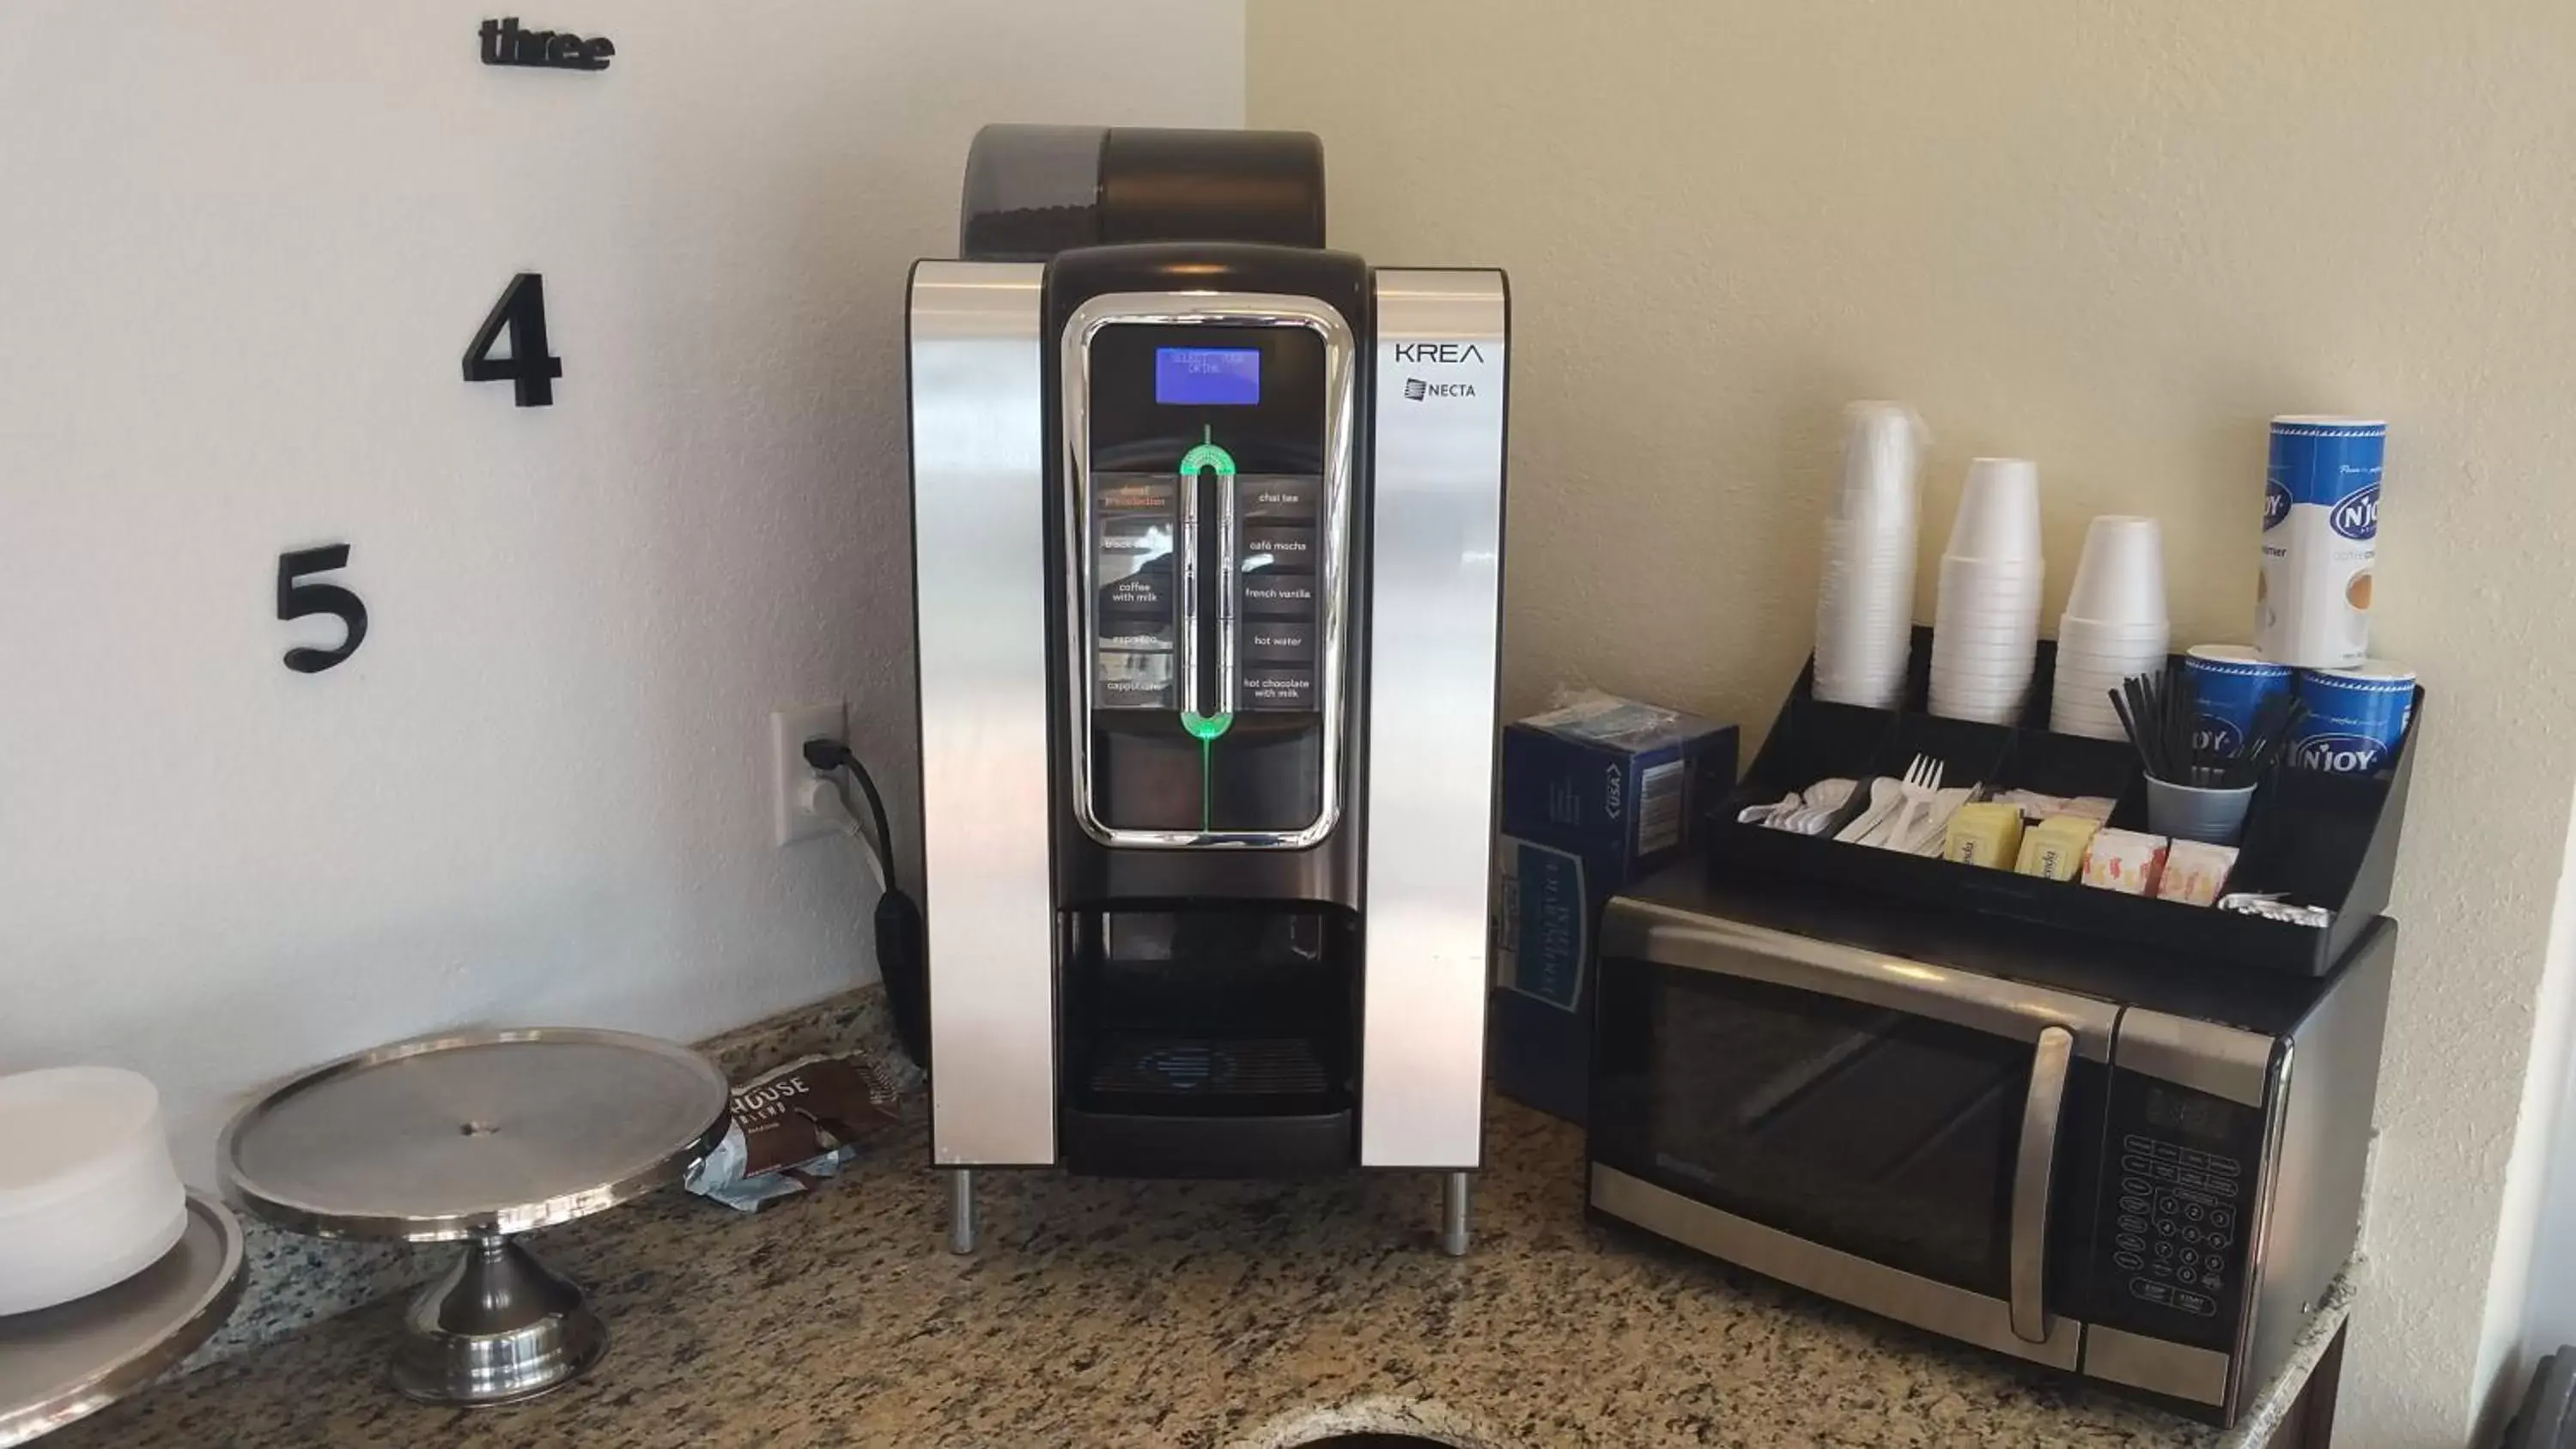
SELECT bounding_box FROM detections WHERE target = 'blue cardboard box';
[1492,694,1738,1124]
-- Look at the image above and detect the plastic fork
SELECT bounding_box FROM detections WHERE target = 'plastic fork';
[1865,755,1943,849]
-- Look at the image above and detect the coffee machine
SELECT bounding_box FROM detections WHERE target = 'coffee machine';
[905,126,1508,1252]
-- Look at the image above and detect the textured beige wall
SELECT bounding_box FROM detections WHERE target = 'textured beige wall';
[1250,3,2576,1442]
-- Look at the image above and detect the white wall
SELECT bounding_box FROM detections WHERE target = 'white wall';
[1250,3,2576,1443]
[0,0,1242,1184]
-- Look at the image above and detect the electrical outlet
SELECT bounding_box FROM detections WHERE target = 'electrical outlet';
[772,701,848,846]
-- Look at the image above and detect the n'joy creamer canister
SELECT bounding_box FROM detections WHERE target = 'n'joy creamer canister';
[2256,416,2385,668]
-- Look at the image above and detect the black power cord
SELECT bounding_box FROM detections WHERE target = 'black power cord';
[802,738,930,1071]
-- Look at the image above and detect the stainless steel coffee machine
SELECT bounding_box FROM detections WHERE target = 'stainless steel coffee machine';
[906,125,1508,1252]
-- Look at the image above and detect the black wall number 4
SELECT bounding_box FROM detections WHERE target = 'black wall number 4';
[463,272,562,406]
[277,545,368,674]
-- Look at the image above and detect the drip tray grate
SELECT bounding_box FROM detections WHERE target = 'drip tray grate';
[1086,1035,1330,1100]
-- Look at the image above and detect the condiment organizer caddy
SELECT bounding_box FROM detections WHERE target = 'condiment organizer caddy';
[1714,627,2421,976]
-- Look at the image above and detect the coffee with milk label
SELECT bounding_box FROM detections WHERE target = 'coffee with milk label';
[2256,417,2384,669]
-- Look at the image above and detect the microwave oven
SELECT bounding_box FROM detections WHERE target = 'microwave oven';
[1587,863,2392,1427]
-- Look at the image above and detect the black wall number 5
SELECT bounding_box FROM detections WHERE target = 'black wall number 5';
[463,272,562,406]
[277,545,368,674]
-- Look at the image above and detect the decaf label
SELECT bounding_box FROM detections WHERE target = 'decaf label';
[479,16,615,70]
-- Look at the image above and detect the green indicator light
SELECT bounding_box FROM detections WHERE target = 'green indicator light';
[1177,425,1235,481]
[1177,424,1237,775]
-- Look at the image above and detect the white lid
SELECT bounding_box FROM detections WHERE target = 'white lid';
[2269,415,2388,431]
[0,1067,166,1211]
[2185,644,2267,664]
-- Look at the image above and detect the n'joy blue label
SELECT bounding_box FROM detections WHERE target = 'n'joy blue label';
[2263,479,2293,531]
[2268,421,2385,509]
[2332,483,2380,541]
[2293,732,2387,774]
[2196,716,2245,757]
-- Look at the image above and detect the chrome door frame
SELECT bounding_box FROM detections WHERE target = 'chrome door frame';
[1057,291,1358,850]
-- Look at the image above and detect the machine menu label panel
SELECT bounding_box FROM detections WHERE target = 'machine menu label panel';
[1242,668,1316,710]
[1092,475,1177,710]
[1241,621,1311,660]
[1235,474,1323,712]
[1241,576,1315,614]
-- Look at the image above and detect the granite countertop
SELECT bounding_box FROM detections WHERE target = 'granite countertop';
[50,1070,2348,1449]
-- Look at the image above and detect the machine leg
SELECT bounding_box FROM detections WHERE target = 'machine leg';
[1440,1171,1472,1258]
[948,1168,977,1255]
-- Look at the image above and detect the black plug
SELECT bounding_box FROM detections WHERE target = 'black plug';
[799,735,930,1072]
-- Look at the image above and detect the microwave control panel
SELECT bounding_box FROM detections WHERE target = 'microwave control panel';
[2087,1072,2265,1352]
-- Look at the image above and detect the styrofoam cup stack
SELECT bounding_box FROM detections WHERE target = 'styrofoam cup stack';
[1929,458,2044,724]
[0,1066,189,1315]
[1812,403,1925,709]
[2050,515,2171,739]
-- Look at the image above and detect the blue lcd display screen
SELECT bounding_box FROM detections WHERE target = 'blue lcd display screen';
[1154,347,1261,406]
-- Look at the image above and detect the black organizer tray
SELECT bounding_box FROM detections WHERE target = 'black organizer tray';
[1711,627,2421,977]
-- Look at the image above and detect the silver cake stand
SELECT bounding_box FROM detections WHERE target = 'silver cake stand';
[218,1028,729,1407]
[0,1190,247,1446]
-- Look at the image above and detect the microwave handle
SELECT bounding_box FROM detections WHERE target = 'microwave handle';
[2010,1024,2075,1344]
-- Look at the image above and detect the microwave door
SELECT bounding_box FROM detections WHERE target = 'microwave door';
[1589,901,2117,1370]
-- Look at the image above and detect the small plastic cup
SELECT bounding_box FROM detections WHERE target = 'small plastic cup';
[2051,649,2166,680]
[2051,712,2127,742]
[2064,515,2168,626]
[1940,554,2044,588]
[1939,602,2044,629]
[1935,619,2043,646]
[1931,675,2029,694]
[2146,776,2257,846]
[1835,402,1927,522]
[1944,458,2043,561]
[2058,608,2171,634]
[2057,618,2172,649]
[1937,594,2043,624]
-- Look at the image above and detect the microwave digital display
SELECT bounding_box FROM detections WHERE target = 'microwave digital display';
[2144,1085,2235,1141]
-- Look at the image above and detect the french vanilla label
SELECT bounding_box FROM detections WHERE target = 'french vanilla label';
[1241,576,1315,615]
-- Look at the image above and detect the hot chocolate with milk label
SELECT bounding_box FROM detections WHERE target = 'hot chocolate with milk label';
[2256,416,2384,668]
